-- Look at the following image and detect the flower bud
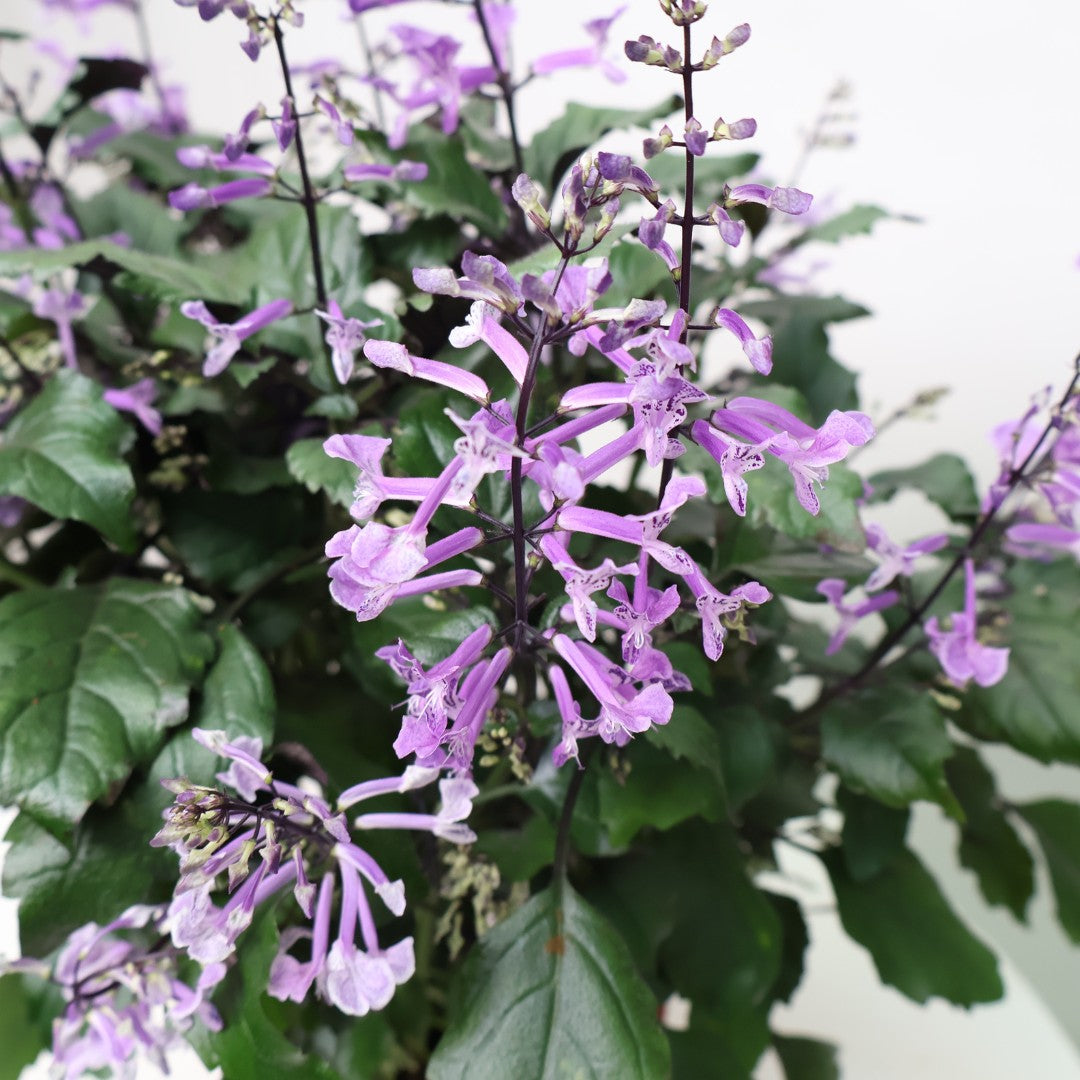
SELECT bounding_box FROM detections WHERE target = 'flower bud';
[511,174,551,231]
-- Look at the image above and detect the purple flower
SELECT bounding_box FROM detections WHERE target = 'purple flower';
[272,96,297,152]
[364,340,490,401]
[816,578,899,655]
[724,181,813,216]
[31,283,88,369]
[3,905,222,1079]
[712,397,874,515]
[168,177,272,211]
[686,573,771,660]
[541,534,634,641]
[690,420,768,517]
[344,160,429,183]
[413,251,523,314]
[713,308,773,374]
[863,524,948,591]
[316,301,382,384]
[924,560,1009,687]
[176,144,275,175]
[103,377,163,436]
[180,297,293,376]
[532,6,628,84]
[683,117,708,156]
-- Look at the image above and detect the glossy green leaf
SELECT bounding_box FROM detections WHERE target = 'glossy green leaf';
[0,369,136,550]
[0,579,212,832]
[428,878,670,1080]
[826,848,1003,1005]
[524,97,680,192]
[867,453,979,521]
[774,1034,840,1080]
[766,892,810,1005]
[286,437,356,509]
[946,747,1034,921]
[958,559,1080,763]
[822,689,959,814]
[1015,800,1080,942]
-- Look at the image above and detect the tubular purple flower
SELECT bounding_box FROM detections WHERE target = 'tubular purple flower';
[683,117,708,156]
[924,560,1010,687]
[713,308,773,374]
[176,144,275,175]
[1006,521,1080,559]
[685,571,771,660]
[104,378,162,436]
[317,301,382,384]
[272,96,296,151]
[532,6,628,83]
[180,297,293,376]
[413,251,523,314]
[690,420,767,517]
[344,160,429,182]
[541,534,635,640]
[710,203,745,247]
[724,182,813,216]
[863,524,949,591]
[713,116,757,141]
[168,177,272,211]
[639,200,679,273]
[817,578,899,655]
[31,284,88,369]
[315,95,354,145]
[447,301,528,384]
[268,873,335,1003]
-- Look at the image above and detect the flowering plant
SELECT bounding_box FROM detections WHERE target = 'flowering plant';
[1,1,1078,1077]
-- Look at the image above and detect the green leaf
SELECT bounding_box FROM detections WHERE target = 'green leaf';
[669,1002,771,1080]
[598,735,723,846]
[774,1034,840,1080]
[766,891,810,1005]
[837,786,909,881]
[713,704,779,811]
[428,878,670,1080]
[76,184,185,256]
[799,204,890,245]
[737,296,867,422]
[1015,800,1080,942]
[399,128,507,236]
[825,847,1003,1005]
[392,393,460,478]
[524,97,681,192]
[867,453,979,521]
[0,239,242,303]
[0,579,212,832]
[150,624,276,788]
[822,689,959,813]
[646,704,725,784]
[207,912,342,1080]
[946,747,1034,921]
[599,238,673,309]
[3,802,168,955]
[286,437,356,509]
[0,369,136,550]
[304,393,358,420]
[958,559,1080,763]
[0,975,47,1080]
[744,460,865,550]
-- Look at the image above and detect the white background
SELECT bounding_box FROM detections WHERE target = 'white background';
[2,0,1080,1076]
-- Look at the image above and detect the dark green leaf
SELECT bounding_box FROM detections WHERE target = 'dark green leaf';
[946,747,1034,920]
[0,579,212,832]
[766,892,809,1005]
[76,184,185,256]
[428,878,670,1080]
[600,238,673,309]
[774,1034,840,1080]
[598,735,723,846]
[958,559,1080,763]
[0,369,136,550]
[714,704,779,811]
[286,437,356,508]
[1015,800,1080,942]
[799,204,890,245]
[400,128,507,236]
[475,812,557,884]
[867,453,979,521]
[150,624,275,788]
[3,803,169,955]
[822,689,959,813]
[392,394,460,479]
[304,393,358,420]
[0,975,47,1080]
[646,703,724,781]
[669,1002,770,1080]
[737,296,867,421]
[825,847,1003,1005]
[837,786,909,881]
[524,97,680,192]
